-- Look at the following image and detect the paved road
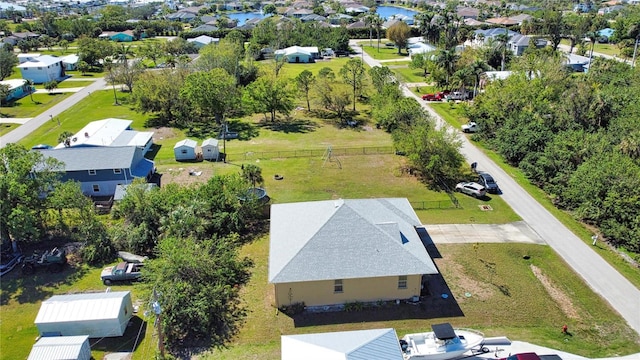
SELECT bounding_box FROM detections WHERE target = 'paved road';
[0,78,107,148]
[351,41,640,336]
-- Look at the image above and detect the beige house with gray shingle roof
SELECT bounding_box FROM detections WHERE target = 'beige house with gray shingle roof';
[268,198,438,308]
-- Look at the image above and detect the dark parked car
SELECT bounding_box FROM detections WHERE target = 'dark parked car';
[477,172,500,194]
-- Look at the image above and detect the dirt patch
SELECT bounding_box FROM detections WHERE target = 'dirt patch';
[160,165,214,185]
[152,127,177,141]
[530,264,579,319]
[435,258,495,301]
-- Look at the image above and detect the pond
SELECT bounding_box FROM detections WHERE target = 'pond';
[375,6,420,22]
[225,12,270,26]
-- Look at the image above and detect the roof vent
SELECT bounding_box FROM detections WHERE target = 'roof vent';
[84,132,89,137]
[334,199,344,208]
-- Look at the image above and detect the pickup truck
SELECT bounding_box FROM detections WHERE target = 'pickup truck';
[101,262,143,285]
[461,121,479,133]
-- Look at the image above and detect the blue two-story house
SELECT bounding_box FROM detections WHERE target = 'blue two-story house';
[38,146,155,198]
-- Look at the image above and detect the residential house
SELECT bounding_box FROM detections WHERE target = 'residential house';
[1,31,38,46]
[408,41,437,57]
[99,30,135,42]
[223,1,244,10]
[508,34,532,56]
[457,7,479,19]
[288,8,313,18]
[53,118,154,154]
[574,3,595,12]
[61,54,79,70]
[187,35,220,48]
[508,14,533,25]
[274,46,319,63]
[282,328,404,360]
[565,53,591,72]
[345,5,370,14]
[382,18,401,29]
[268,198,438,308]
[598,5,624,15]
[38,146,155,197]
[17,55,65,84]
[346,20,367,29]
[464,18,486,26]
[485,17,519,26]
[329,13,353,25]
[165,5,205,22]
[192,24,219,32]
[300,14,326,22]
[0,79,34,102]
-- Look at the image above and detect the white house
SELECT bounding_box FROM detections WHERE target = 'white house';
[54,118,154,154]
[274,46,320,63]
[28,335,92,360]
[17,55,65,84]
[35,291,134,338]
[282,328,404,360]
[187,35,219,49]
[201,138,219,161]
[174,138,198,161]
[61,54,80,71]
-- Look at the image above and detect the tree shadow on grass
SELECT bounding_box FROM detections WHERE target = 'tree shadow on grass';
[259,117,319,134]
[90,316,147,353]
[186,119,259,141]
[1,263,89,306]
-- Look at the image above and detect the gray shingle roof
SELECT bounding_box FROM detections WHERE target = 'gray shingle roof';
[268,198,438,283]
[38,147,139,171]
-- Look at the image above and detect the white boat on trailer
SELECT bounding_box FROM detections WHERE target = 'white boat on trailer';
[401,323,485,360]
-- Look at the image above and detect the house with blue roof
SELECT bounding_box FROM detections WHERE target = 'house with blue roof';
[268,198,438,309]
[37,146,155,197]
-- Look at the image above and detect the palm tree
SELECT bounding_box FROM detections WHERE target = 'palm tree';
[364,15,375,47]
[103,58,119,105]
[371,15,383,52]
[495,29,511,71]
[466,59,492,97]
[25,79,35,103]
[436,48,459,87]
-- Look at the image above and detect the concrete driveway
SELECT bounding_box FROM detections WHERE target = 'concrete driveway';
[424,221,545,245]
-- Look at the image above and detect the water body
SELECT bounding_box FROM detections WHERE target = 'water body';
[224,6,419,26]
[225,12,269,26]
[375,6,419,21]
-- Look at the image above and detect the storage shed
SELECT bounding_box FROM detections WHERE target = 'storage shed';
[35,291,133,338]
[28,335,91,360]
[174,139,198,161]
[201,138,219,161]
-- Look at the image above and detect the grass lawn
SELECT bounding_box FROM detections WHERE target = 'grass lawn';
[428,102,640,290]
[0,93,72,119]
[0,122,20,135]
[0,261,155,360]
[202,238,640,360]
[35,80,95,90]
[394,66,431,84]
[559,39,620,57]
[361,43,410,60]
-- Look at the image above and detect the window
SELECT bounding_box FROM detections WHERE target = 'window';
[88,169,96,175]
[334,279,343,293]
[92,185,100,192]
[398,275,408,289]
[37,67,42,70]
[181,149,187,154]
[113,169,122,174]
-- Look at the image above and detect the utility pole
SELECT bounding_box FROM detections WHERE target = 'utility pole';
[632,35,639,68]
[152,288,165,358]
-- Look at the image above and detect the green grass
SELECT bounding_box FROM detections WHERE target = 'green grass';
[0,93,72,118]
[34,80,95,90]
[428,102,640,289]
[361,43,410,60]
[19,90,158,149]
[202,238,640,359]
[0,122,20,135]
[393,66,431,84]
[0,262,155,360]
[560,39,620,57]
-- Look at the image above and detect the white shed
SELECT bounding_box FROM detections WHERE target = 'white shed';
[174,139,198,161]
[28,335,91,360]
[201,138,219,161]
[35,291,133,338]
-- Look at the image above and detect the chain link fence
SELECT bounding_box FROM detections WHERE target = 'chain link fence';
[231,146,395,160]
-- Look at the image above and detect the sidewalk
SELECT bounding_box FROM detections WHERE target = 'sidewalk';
[0,117,31,124]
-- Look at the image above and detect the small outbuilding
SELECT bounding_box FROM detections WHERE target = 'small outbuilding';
[174,139,198,161]
[35,291,133,338]
[201,138,219,161]
[28,335,91,360]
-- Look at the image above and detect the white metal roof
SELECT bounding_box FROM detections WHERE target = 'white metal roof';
[282,328,403,360]
[61,54,79,64]
[17,55,62,68]
[174,138,197,149]
[0,79,27,91]
[35,291,131,324]
[202,138,219,147]
[28,335,90,360]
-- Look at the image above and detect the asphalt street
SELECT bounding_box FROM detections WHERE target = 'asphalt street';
[350,41,640,336]
[0,78,107,148]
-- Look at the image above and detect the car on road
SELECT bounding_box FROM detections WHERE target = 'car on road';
[101,261,144,285]
[422,93,442,101]
[462,122,479,133]
[477,172,500,194]
[455,182,487,198]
